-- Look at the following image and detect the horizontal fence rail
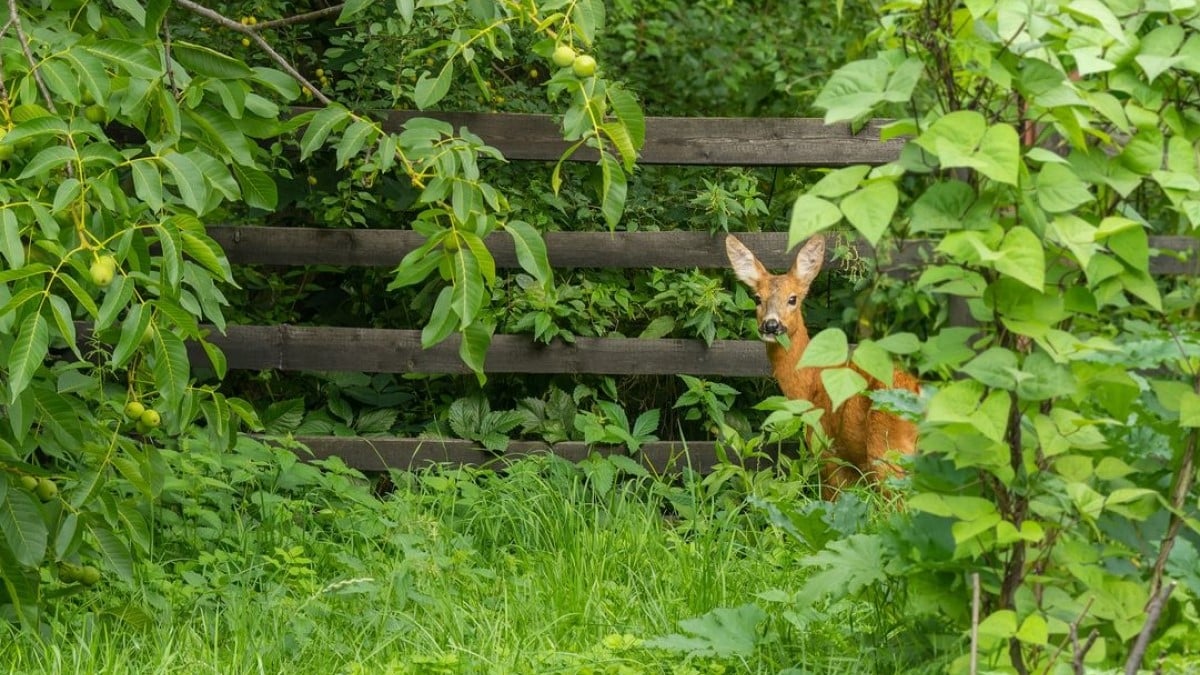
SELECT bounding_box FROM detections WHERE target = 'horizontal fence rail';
[369,111,905,166]
[208,228,1199,276]
[292,437,783,474]
[196,326,771,377]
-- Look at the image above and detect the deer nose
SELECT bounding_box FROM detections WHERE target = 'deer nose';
[761,318,783,335]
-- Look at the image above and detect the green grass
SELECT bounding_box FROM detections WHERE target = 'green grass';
[1,455,955,674]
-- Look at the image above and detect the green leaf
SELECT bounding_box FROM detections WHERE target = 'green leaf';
[851,339,893,386]
[908,493,998,520]
[645,604,766,658]
[132,160,164,213]
[87,39,160,78]
[1036,163,1093,212]
[875,332,921,354]
[89,524,134,582]
[0,486,47,567]
[505,220,551,284]
[0,209,23,270]
[978,610,1018,640]
[961,347,1019,390]
[799,328,849,367]
[640,316,675,339]
[180,231,233,283]
[598,153,628,230]
[1015,614,1049,646]
[971,123,1020,186]
[112,303,149,369]
[909,181,979,232]
[338,0,374,22]
[798,534,888,601]
[809,165,870,198]
[1181,391,1200,428]
[421,286,457,349]
[839,180,897,245]
[299,106,351,161]
[788,194,842,249]
[608,85,645,148]
[459,319,492,380]
[414,62,454,110]
[171,41,254,79]
[18,146,76,180]
[815,58,888,123]
[151,327,190,414]
[632,408,660,440]
[335,119,378,167]
[995,226,1045,290]
[159,152,209,214]
[232,164,278,211]
[8,313,48,402]
[821,367,868,412]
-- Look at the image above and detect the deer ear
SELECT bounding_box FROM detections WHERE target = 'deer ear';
[725,235,766,287]
[790,236,825,286]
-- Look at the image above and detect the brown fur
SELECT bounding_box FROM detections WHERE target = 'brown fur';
[725,235,919,500]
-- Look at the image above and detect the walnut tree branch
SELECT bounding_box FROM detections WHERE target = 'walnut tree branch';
[7,0,57,113]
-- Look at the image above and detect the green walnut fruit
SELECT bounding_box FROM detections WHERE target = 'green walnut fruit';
[59,563,79,583]
[0,142,12,161]
[552,44,577,67]
[124,400,146,420]
[36,477,58,501]
[90,255,116,287]
[20,475,39,491]
[79,566,101,586]
[572,54,597,78]
[84,104,106,123]
[140,408,161,428]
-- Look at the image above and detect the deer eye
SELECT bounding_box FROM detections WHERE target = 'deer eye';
[788,295,798,306]
[754,295,762,306]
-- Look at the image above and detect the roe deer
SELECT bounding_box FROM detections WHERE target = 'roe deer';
[725,235,919,499]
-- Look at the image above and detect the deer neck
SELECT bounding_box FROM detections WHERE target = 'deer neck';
[766,325,818,400]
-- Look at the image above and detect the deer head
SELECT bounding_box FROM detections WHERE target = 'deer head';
[725,235,825,343]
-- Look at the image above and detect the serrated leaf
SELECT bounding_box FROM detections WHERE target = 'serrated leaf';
[336,119,378,167]
[18,146,76,181]
[799,534,887,602]
[159,152,209,214]
[172,41,254,79]
[8,313,48,402]
[505,220,550,284]
[180,231,233,283]
[0,486,47,567]
[608,85,645,148]
[89,524,134,582]
[799,328,849,367]
[645,604,766,658]
[132,160,164,213]
[632,408,660,439]
[599,153,628,230]
[299,106,351,161]
[151,326,189,413]
[232,164,277,211]
[639,316,675,339]
[111,303,149,369]
[87,40,160,79]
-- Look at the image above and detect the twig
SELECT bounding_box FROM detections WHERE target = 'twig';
[970,572,980,675]
[1124,582,1177,675]
[1044,597,1095,674]
[1148,370,1199,597]
[7,0,56,112]
[254,4,345,31]
[173,0,333,106]
[162,16,178,96]
[1075,628,1099,675]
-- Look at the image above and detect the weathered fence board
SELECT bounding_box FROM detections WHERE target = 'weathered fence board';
[196,325,771,377]
[209,227,1198,275]
[295,437,779,474]
[370,111,905,166]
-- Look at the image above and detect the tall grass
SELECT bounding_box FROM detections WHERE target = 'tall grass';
[1,455,954,673]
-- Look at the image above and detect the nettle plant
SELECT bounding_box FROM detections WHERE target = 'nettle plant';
[783,0,1200,672]
[0,0,640,627]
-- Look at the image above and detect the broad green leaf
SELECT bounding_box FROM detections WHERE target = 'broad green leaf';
[809,165,870,199]
[421,286,456,349]
[1181,391,1200,428]
[875,332,920,354]
[815,58,888,123]
[459,319,492,381]
[909,180,976,232]
[0,486,47,567]
[232,164,278,211]
[505,220,551,284]
[111,303,149,369]
[839,180,897,245]
[1036,163,1093,212]
[978,610,1018,639]
[159,152,209,214]
[851,339,893,386]
[821,367,868,412]
[951,512,1002,544]
[8,313,48,402]
[180,231,233,283]
[1135,25,1184,83]
[788,195,841,249]
[645,604,766,658]
[995,226,1045,290]
[0,209,23,269]
[414,62,454,109]
[111,0,145,25]
[47,294,79,358]
[908,493,998,520]
[1015,614,1049,646]
[601,121,638,171]
[961,348,1020,390]
[640,316,675,339]
[800,328,849,367]
[151,327,189,413]
[171,41,254,79]
[18,146,76,180]
[86,39,161,78]
[88,524,134,582]
[338,0,374,22]
[608,85,645,148]
[798,534,888,601]
[971,123,1020,186]
[335,119,377,167]
[299,106,351,161]
[131,160,164,212]
[599,153,628,230]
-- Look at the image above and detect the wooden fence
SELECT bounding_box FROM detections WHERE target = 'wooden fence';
[203,112,1198,472]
